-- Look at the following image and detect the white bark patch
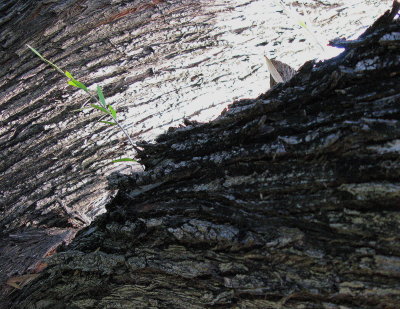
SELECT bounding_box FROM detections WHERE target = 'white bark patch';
[367,139,400,154]
[168,219,239,242]
[338,183,400,200]
[354,56,381,72]
[380,32,400,44]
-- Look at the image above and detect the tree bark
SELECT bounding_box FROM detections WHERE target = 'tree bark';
[5,2,400,308]
[0,0,391,234]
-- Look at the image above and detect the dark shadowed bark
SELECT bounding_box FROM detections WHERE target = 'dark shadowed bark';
[5,2,400,308]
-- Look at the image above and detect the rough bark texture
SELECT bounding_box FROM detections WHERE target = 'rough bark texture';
[6,3,400,308]
[1,0,391,296]
[0,0,391,230]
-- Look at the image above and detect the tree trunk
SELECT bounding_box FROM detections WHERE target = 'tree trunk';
[5,2,400,308]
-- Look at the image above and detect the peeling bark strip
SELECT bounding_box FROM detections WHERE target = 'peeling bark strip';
[9,3,400,308]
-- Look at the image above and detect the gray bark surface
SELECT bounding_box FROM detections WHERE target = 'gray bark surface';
[7,3,400,308]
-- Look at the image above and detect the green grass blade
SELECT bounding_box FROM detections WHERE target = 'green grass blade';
[112,158,137,163]
[27,44,65,74]
[97,86,106,107]
[65,71,88,91]
[98,121,117,126]
[27,45,140,163]
[71,80,88,92]
[65,71,75,79]
[91,104,110,114]
[27,44,44,60]
[108,105,117,119]
[68,80,80,88]
[68,80,89,92]
[47,61,64,74]
[68,80,88,92]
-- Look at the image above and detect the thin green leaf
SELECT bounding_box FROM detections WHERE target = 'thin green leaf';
[98,121,117,126]
[68,80,80,88]
[108,105,117,119]
[65,71,88,91]
[97,86,106,107]
[46,60,64,75]
[91,104,110,114]
[65,71,74,79]
[72,80,88,91]
[112,158,137,163]
[27,44,44,60]
[68,79,88,91]
[27,44,65,74]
